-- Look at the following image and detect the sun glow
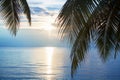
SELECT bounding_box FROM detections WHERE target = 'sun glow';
[41,16,56,31]
[41,25,55,31]
[20,14,56,32]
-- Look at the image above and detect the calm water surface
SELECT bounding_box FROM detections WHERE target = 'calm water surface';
[0,47,120,80]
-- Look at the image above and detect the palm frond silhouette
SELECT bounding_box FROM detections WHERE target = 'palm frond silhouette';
[0,0,31,35]
[57,0,120,75]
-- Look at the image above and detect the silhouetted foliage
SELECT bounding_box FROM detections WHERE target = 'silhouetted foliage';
[57,0,120,76]
[0,0,31,35]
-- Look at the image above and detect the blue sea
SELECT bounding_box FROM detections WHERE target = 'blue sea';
[0,47,120,80]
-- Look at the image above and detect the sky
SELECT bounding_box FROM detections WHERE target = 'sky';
[0,0,66,47]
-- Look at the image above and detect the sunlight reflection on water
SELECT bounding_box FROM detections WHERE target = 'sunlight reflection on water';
[19,47,70,80]
[0,47,71,80]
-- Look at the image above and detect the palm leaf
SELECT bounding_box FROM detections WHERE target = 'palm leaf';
[0,0,31,35]
[93,0,120,61]
[57,0,120,75]
[19,0,31,25]
[57,0,100,74]
[0,0,20,35]
[57,0,99,41]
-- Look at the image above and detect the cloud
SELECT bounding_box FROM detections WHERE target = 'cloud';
[19,5,59,30]
[21,0,65,27]
[30,7,50,15]
[20,13,57,29]
[28,0,66,8]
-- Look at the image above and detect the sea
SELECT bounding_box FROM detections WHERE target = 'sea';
[0,47,120,80]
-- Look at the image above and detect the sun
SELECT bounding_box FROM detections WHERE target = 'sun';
[42,25,55,31]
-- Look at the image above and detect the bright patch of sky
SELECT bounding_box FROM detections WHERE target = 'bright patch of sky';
[21,0,66,29]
